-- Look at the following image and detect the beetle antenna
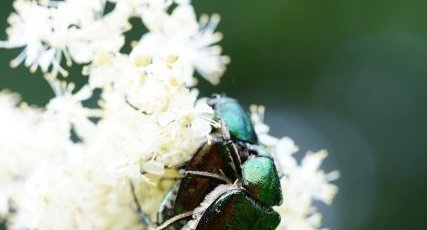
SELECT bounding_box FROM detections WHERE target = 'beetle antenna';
[156,211,193,230]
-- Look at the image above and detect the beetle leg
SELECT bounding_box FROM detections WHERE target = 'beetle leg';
[130,181,143,214]
[155,211,194,230]
[129,181,155,228]
[220,120,243,177]
[183,170,232,184]
[226,140,242,177]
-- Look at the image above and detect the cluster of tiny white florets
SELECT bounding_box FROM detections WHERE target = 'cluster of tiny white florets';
[251,106,340,230]
[0,0,338,229]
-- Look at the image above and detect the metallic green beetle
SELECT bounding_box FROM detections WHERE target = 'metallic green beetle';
[156,145,282,230]
[208,95,258,144]
[154,96,283,230]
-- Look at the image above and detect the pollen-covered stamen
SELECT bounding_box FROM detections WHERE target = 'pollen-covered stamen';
[9,49,28,68]
[63,49,73,67]
[134,55,152,67]
[165,55,179,65]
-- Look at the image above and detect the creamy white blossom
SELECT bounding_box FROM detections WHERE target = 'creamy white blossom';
[136,3,230,85]
[0,0,127,77]
[251,105,339,230]
[0,0,338,229]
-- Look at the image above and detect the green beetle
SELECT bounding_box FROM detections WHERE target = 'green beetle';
[156,145,282,230]
[193,149,282,229]
[184,183,280,230]
[154,96,283,230]
[208,95,258,144]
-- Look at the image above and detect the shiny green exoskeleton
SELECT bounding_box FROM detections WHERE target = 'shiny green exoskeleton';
[209,96,258,144]
[155,96,282,230]
[183,152,282,230]
[184,184,280,230]
[156,146,283,230]
[157,151,282,230]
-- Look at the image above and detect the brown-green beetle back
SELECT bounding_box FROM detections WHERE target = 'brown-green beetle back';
[193,188,280,230]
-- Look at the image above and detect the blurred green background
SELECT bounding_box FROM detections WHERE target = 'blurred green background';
[1,0,427,229]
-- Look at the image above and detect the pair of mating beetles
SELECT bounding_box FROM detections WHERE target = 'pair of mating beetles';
[136,96,283,230]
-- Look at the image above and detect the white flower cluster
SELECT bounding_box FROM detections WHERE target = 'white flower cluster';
[251,106,340,230]
[0,0,338,229]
